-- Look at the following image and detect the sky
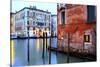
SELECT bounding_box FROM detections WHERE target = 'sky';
[11,0,57,14]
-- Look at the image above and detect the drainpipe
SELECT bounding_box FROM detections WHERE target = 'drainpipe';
[49,26,52,64]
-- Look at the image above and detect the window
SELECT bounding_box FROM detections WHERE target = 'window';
[84,35,90,42]
[44,23,46,26]
[37,22,44,26]
[49,23,50,26]
[27,20,29,25]
[61,11,65,25]
[87,6,96,23]
[45,28,46,31]
[29,11,33,17]
[33,21,35,25]
[44,15,46,21]
[27,11,29,17]
[33,12,35,19]
[20,12,25,19]
[33,27,35,30]
[33,32,35,34]
[48,15,50,22]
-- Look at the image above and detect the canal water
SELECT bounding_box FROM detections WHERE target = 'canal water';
[10,38,89,67]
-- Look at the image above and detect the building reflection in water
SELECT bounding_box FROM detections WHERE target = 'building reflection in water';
[10,38,93,66]
[36,39,41,51]
[10,40,14,65]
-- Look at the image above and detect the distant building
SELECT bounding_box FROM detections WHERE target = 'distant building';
[13,6,51,37]
[51,15,57,36]
[57,4,96,55]
[10,13,15,36]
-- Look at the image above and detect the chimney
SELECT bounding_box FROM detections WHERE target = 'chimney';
[46,10,48,12]
[30,6,32,8]
[33,6,36,9]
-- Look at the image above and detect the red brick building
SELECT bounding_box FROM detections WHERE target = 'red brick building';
[57,4,96,55]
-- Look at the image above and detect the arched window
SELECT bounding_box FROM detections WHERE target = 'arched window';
[61,11,65,25]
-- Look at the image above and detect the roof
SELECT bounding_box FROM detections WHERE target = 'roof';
[51,14,57,17]
[14,7,51,14]
[10,12,15,15]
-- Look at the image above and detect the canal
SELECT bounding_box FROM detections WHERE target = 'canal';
[10,38,90,67]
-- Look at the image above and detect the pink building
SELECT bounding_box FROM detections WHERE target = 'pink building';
[57,4,96,56]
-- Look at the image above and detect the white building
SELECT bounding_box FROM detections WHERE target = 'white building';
[10,13,16,38]
[14,6,51,37]
[51,15,57,36]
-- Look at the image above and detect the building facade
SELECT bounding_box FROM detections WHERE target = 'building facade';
[57,4,96,55]
[14,6,51,37]
[51,15,57,36]
[10,13,15,36]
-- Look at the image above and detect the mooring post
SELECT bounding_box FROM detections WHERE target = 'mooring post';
[49,33,52,64]
[46,33,47,50]
[27,26,30,65]
[67,33,70,63]
[42,32,45,58]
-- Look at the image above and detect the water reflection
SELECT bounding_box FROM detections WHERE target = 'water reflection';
[10,38,90,66]
[11,39,28,66]
[10,40,14,65]
[36,39,40,51]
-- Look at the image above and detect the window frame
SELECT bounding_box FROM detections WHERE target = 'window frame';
[84,35,90,42]
[61,11,65,25]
